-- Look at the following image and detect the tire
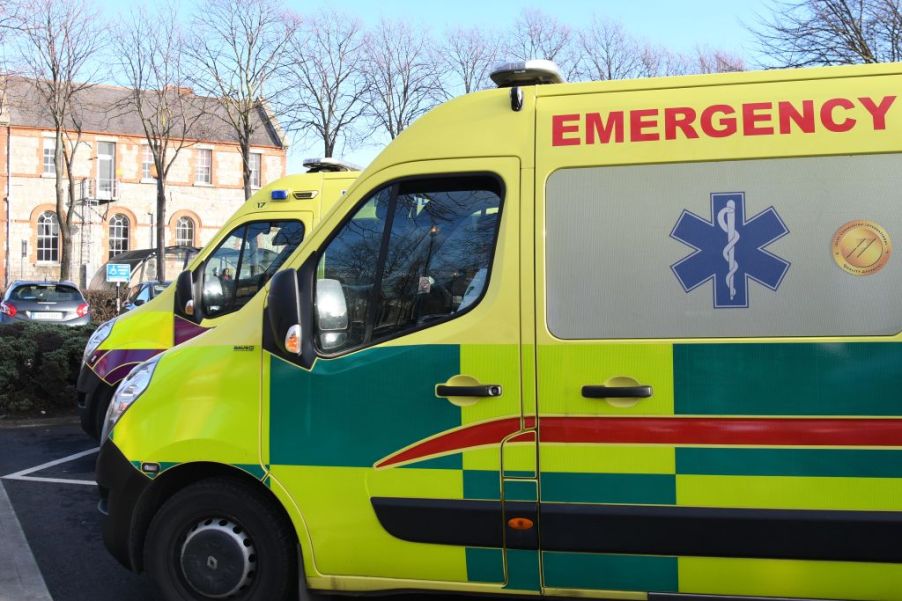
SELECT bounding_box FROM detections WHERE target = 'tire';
[92,384,115,441]
[144,477,297,601]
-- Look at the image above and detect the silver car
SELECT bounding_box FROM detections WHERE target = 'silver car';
[0,280,91,326]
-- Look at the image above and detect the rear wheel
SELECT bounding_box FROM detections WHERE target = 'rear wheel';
[144,477,296,601]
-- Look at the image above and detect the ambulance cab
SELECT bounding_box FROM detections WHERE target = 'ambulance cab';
[97,60,902,601]
[77,159,358,439]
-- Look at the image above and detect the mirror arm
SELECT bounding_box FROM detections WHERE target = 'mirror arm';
[297,251,318,364]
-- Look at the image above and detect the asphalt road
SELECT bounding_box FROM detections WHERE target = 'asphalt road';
[0,419,492,601]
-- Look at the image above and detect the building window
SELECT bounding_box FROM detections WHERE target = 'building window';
[142,145,156,181]
[43,140,56,175]
[249,153,261,188]
[37,211,60,263]
[196,149,212,184]
[97,141,116,199]
[109,214,130,259]
[176,216,195,246]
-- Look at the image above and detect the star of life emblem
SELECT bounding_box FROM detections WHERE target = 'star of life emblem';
[670,192,790,308]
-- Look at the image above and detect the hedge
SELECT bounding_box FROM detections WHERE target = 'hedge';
[0,322,93,416]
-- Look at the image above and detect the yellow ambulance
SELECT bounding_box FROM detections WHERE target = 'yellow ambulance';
[96,61,902,601]
[77,159,358,439]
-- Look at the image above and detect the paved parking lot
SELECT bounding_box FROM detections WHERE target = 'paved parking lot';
[0,420,487,601]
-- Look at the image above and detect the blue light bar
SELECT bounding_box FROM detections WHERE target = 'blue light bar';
[271,189,288,200]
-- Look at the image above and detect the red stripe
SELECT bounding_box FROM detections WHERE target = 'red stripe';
[374,416,902,469]
[375,417,521,468]
[540,416,902,446]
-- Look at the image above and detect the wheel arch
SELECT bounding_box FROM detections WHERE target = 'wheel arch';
[130,461,296,573]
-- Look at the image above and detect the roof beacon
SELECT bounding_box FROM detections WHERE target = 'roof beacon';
[303,158,361,173]
[490,59,565,88]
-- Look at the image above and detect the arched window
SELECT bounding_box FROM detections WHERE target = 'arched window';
[36,211,60,263]
[176,216,195,246]
[109,214,130,259]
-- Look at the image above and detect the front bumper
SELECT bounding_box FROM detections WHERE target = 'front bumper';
[95,440,151,571]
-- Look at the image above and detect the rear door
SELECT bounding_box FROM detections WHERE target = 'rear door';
[535,74,902,601]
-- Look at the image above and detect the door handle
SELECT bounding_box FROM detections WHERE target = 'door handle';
[436,384,502,398]
[581,385,652,399]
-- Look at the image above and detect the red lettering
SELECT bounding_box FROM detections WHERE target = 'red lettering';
[664,107,699,140]
[778,100,815,134]
[552,114,580,146]
[859,96,896,130]
[586,112,624,144]
[630,109,659,142]
[743,102,774,135]
[701,105,737,138]
[821,98,856,132]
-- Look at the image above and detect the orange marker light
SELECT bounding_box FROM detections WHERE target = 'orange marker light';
[507,517,534,530]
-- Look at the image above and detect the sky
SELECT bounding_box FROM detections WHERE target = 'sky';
[93,0,772,170]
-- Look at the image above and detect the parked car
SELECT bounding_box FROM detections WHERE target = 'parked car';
[123,281,170,312]
[0,280,90,326]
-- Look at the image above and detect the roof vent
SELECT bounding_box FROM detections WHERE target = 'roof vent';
[490,60,565,88]
[292,190,319,200]
[303,157,361,173]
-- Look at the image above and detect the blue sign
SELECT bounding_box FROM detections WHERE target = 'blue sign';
[105,263,131,284]
[671,192,790,308]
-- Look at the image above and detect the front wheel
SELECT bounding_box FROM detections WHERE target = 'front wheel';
[144,477,297,601]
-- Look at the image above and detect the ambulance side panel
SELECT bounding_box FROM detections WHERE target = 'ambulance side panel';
[534,70,902,600]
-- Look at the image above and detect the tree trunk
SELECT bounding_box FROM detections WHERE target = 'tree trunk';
[54,129,72,281]
[156,177,167,281]
[241,137,252,200]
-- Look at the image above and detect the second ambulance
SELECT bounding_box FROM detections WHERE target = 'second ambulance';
[77,159,358,439]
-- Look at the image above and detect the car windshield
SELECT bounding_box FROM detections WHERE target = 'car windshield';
[11,284,82,302]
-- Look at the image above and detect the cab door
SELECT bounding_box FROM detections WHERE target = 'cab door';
[266,158,538,591]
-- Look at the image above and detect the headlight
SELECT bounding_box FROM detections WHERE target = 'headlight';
[83,319,115,363]
[101,355,161,440]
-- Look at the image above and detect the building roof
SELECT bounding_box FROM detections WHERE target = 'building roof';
[2,76,286,148]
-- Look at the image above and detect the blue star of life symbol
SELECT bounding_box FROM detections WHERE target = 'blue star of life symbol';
[670,192,790,308]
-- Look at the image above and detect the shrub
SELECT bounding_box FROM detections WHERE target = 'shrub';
[0,322,93,416]
[84,288,128,325]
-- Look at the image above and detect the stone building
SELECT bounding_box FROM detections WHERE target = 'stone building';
[0,77,288,288]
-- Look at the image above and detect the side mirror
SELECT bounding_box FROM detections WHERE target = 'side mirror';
[315,278,348,350]
[134,299,145,307]
[267,269,302,355]
[174,270,195,317]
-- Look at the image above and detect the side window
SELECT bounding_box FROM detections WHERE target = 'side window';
[315,175,503,354]
[202,220,304,318]
[545,154,902,339]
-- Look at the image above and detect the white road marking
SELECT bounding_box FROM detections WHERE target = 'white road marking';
[1,447,99,486]
[0,482,53,601]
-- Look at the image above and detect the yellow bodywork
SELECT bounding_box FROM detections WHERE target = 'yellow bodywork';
[111,63,902,600]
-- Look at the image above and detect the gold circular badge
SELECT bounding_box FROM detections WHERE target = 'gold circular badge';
[832,220,892,276]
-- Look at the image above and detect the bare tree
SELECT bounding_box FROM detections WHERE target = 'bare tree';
[283,9,367,158]
[694,47,746,73]
[11,0,103,280]
[362,19,438,140]
[436,26,501,98]
[506,8,579,79]
[186,0,294,200]
[113,3,207,281]
[752,0,902,66]
[577,17,644,80]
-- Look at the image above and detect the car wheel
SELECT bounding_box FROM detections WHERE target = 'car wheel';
[92,384,115,441]
[144,477,296,601]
